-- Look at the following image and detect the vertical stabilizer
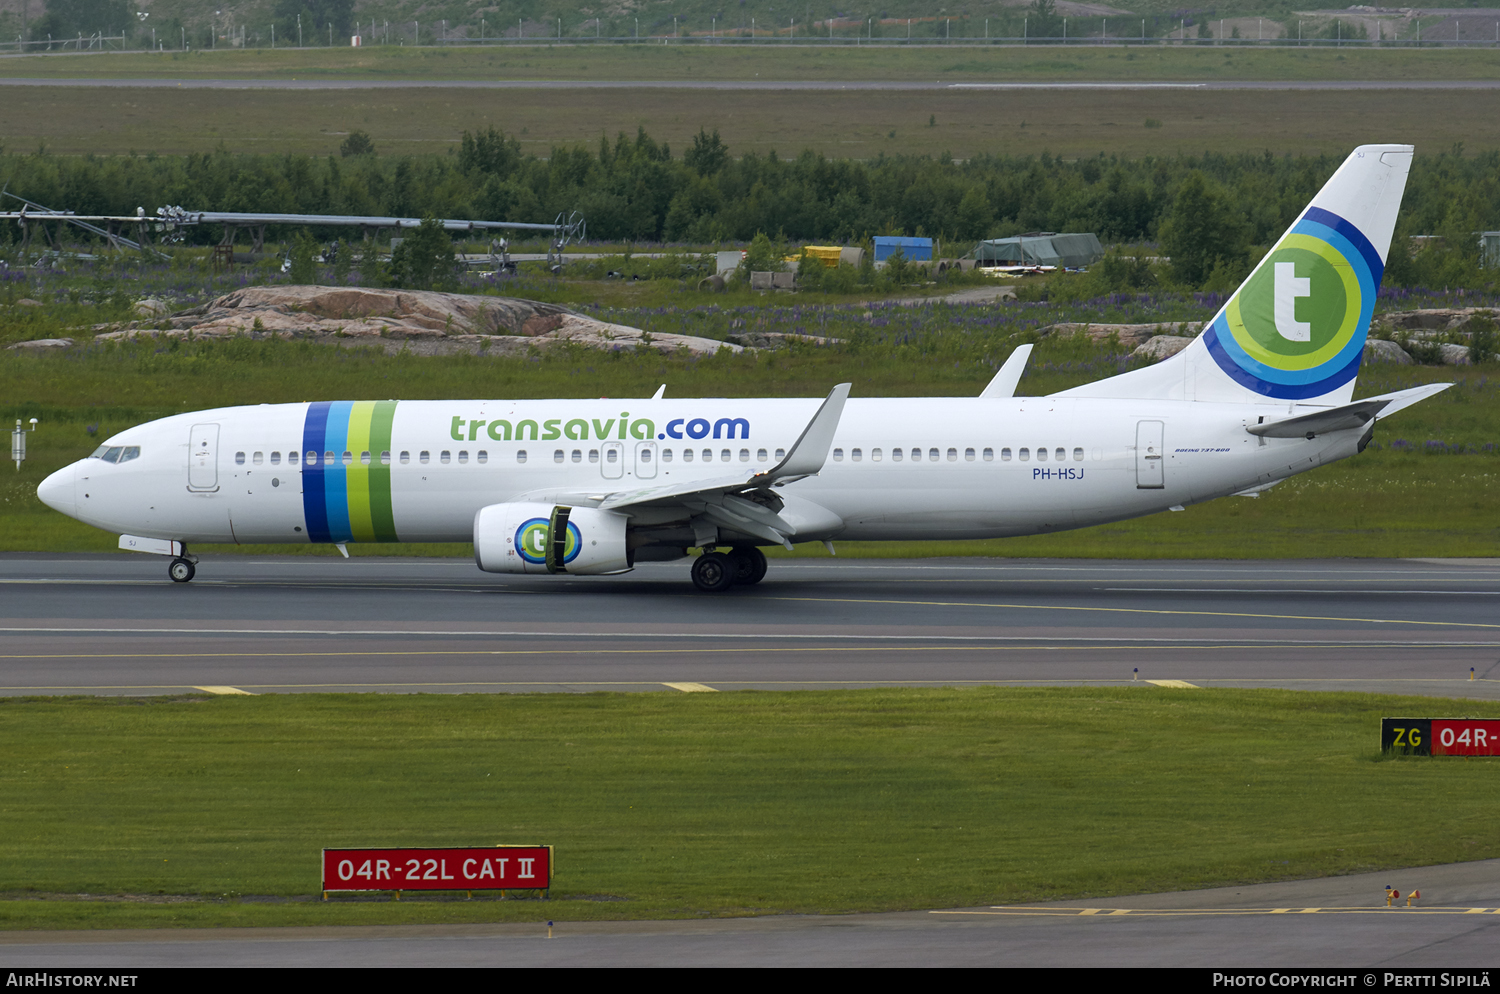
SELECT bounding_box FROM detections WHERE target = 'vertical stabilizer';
[1056,145,1413,406]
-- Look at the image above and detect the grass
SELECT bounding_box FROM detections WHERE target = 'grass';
[8,44,1500,83]
[5,82,1499,159]
[0,688,1496,930]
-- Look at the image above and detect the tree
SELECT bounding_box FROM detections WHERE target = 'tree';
[1026,0,1062,41]
[287,229,319,285]
[272,0,354,42]
[386,217,457,292]
[684,128,729,177]
[339,130,375,158]
[34,0,132,39]
[1158,171,1248,288]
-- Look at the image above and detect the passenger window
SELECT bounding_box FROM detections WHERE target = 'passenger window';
[253,451,264,465]
[852,448,862,462]
[360,451,372,466]
[342,451,353,466]
[1073,447,1084,462]
[606,449,618,464]
[419,451,430,465]
[1019,448,1030,461]
[833,448,844,462]
[325,451,335,466]
[306,450,317,465]
[682,449,694,463]
[872,448,883,462]
[738,449,749,462]
[893,448,904,462]
[477,450,488,464]
[458,450,469,464]
[775,448,786,460]
[1055,447,1066,461]
[1037,447,1048,462]
[440,450,451,465]
[380,451,391,466]
[235,451,246,465]
[270,451,282,466]
[517,450,528,463]
[589,449,600,463]
[289,451,300,466]
[964,448,975,461]
[721,450,731,462]
[642,448,654,463]
[757,448,768,462]
[663,449,674,462]
[912,448,923,462]
[571,449,582,463]
[399,451,410,464]
[119,446,141,463]
[983,448,994,461]
[552,449,563,463]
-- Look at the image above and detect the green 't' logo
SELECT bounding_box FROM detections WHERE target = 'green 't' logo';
[1225,234,1362,373]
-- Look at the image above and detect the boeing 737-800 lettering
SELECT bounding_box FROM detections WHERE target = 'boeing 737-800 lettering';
[37,145,1450,591]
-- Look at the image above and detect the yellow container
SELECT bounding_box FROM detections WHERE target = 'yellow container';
[801,246,844,269]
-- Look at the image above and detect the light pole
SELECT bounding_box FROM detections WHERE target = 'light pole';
[297,12,302,46]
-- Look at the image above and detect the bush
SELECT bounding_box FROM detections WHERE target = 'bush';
[386,217,458,292]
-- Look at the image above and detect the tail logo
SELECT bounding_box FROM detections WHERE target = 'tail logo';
[1202,207,1382,400]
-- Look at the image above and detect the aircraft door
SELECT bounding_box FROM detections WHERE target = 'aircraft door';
[188,423,220,492]
[600,442,624,480]
[1135,420,1165,489]
[634,441,658,479]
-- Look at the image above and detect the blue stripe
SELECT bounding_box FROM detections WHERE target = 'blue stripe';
[321,401,353,543]
[1303,206,1385,286]
[1203,321,1364,400]
[300,402,331,543]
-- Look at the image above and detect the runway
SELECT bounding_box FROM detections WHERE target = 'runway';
[5,859,1499,966]
[6,77,1500,91]
[2,555,1497,699]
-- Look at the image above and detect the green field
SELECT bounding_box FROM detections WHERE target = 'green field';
[0,688,1496,930]
[7,44,1500,82]
[4,81,1496,159]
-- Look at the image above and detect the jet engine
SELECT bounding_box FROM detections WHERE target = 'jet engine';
[473,502,630,575]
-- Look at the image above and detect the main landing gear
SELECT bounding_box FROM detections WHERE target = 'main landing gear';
[691,547,768,593]
[168,557,196,583]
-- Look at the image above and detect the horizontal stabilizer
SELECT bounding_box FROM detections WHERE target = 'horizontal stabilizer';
[1247,382,1452,438]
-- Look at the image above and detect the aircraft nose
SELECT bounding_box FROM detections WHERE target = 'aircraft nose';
[37,463,77,517]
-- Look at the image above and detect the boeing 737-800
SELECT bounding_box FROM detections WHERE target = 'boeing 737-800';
[37,144,1449,591]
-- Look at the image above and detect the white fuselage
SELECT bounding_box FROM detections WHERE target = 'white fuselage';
[40,396,1360,549]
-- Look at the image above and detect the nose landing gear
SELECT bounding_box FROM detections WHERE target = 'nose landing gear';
[690,546,768,592]
[168,557,196,583]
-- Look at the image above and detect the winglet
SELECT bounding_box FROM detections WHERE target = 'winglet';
[757,383,852,483]
[651,384,666,400]
[980,344,1033,399]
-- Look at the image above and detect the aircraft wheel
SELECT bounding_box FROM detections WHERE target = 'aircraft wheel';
[691,551,735,593]
[729,547,768,586]
[168,558,196,583]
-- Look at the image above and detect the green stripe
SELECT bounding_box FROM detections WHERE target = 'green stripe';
[369,400,399,542]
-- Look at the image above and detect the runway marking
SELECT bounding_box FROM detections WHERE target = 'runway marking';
[663,682,718,693]
[769,595,1500,630]
[1105,588,1500,596]
[936,907,1500,917]
[1146,680,1199,689]
[192,686,256,696]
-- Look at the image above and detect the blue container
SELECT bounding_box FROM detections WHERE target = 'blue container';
[873,236,933,263]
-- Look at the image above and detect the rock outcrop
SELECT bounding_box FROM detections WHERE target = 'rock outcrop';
[1040,321,1204,348]
[1132,335,1194,361]
[90,285,740,357]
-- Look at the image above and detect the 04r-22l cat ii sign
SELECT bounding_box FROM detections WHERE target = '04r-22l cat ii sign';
[38,145,1450,592]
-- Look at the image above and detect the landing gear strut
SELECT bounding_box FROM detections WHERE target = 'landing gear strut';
[168,557,196,583]
[690,547,768,592]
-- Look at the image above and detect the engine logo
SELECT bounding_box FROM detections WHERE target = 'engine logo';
[514,518,581,566]
[1202,206,1381,400]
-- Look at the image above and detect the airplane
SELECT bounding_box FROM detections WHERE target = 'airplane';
[37,144,1450,592]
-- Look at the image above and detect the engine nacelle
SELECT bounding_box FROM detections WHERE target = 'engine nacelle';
[473,502,630,575]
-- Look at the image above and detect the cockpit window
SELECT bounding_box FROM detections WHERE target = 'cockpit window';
[91,445,140,463]
[101,446,124,463]
[90,445,111,459]
[118,446,141,463]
